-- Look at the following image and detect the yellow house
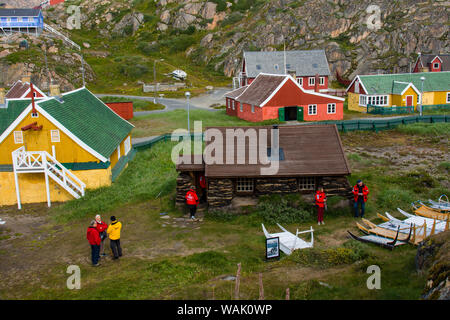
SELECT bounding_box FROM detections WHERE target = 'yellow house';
[346,72,450,112]
[0,87,134,208]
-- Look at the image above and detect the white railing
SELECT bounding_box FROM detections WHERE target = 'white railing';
[43,23,81,51]
[12,147,85,199]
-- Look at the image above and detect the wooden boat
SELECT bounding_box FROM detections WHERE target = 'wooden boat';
[356,218,422,245]
[412,203,449,220]
[396,208,448,232]
[262,223,314,255]
[377,211,448,234]
[426,195,450,211]
[348,227,408,250]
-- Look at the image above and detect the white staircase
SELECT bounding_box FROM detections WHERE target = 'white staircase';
[12,146,86,209]
[43,23,81,51]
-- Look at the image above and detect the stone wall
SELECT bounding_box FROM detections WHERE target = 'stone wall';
[317,176,353,200]
[255,178,299,194]
[175,172,194,206]
[207,178,233,208]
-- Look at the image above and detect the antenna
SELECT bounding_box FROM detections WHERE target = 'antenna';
[283,38,287,75]
[81,53,86,87]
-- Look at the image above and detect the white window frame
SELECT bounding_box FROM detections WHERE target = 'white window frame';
[236,178,254,193]
[327,103,336,114]
[297,78,303,86]
[117,145,121,160]
[240,102,243,112]
[308,104,317,115]
[361,95,389,106]
[298,177,315,191]
[232,100,235,110]
[433,63,440,69]
[50,129,60,143]
[124,136,131,155]
[308,77,315,86]
[251,105,255,113]
[14,131,23,144]
[445,92,450,103]
[319,77,325,86]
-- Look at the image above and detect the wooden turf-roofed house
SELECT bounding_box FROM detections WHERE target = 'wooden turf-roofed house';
[175,125,353,208]
[0,87,134,208]
[239,50,331,92]
[346,72,450,112]
[225,73,345,122]
[413,53,450,73]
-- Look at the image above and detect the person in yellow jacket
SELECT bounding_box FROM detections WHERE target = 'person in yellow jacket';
[107,216,122,260]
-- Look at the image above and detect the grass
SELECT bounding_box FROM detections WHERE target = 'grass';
[130,109,282,137]
[2,124,449,300]
[395,122,450,137]
[99,96,165,111]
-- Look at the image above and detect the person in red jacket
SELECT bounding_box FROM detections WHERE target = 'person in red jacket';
[352,180,369,218]
[199,174,207,203]
[315,186,327,225]
[86,220,101,266]
[185,186,199,220]
[95,214,108,257]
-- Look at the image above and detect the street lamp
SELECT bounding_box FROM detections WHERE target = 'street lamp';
[419,76,425,116]
[153,58,164,103]
[186,91,191,133]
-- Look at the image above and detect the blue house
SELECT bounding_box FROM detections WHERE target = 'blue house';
[0,9,44,36]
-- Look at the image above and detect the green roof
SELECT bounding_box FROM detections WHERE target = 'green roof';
[0,99,32,135]
[37,88,134,160]
[358,72,450,95]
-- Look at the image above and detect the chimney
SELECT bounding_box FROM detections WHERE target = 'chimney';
[50,84,61,97]
[314,74,319,92]
[0,88,5,105]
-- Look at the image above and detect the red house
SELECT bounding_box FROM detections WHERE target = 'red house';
[225,73,344,122]
[238,50,331,92]
[105,101,134,120]
[413,53,450,73]
[5,80,47,99]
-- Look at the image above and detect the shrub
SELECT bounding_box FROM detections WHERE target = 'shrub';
[376,187,415,211]
[137,42,160,55]
[118,56,149,78]
[221,12,243,27]
[185,251,229,270]
[257,194,313,224]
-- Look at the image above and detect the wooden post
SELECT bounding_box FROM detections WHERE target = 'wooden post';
[286,288,290,300]
[259,273,264,300]
[445,218,449,232]
[234,263,241,300]
[431,219,436,236]
[14,170,21,210]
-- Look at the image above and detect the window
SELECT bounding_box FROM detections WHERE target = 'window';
[297,78,303,86]
[359,95,367,106]
[50,130,60,143]
[256,64,261,70]
[433,63,440,69]
[14,131,23,144]
[236,178,254,192]
[360,95,388,106]
[319,77,325,85]
[251,105,255,113]
[446,92,450,103]
[308,77,315,86]
[355,80,360,94]
[117,145,121,160]
[327,103,336,114]
[308,104,317,115]
[124,136,131,155]
[274,64,279,70]
[232,100,235,110]
[298,177,315,191]
[240,103,243,112]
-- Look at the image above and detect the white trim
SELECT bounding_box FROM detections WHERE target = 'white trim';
[257,76,290,107]
[346,75,368,95]
[308,77,315,86]
[327,103,336,114]
[286,75,345,101]
[117,144,121,160]
[319,77,325,85]
[400,82,421,97]
[405,95,414,106]
[50,129,60,143]
[446,92,450,103]
[13,131,23,144]
[124,136,131,155]
[0,104,32,144]
[431,55,443,63]
[22,85,48,99]
[308,104,317,115]
[34,105,109,162]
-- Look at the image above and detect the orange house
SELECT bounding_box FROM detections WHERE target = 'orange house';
[225,73,344,122]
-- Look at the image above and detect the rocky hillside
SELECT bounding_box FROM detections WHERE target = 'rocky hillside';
[0,0,448,92]
[416,230,449,300]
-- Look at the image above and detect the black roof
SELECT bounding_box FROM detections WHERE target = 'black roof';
[0,9,41,17]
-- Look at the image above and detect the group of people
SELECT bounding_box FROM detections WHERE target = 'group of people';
[86,215,123,266]
[315,179,369,225]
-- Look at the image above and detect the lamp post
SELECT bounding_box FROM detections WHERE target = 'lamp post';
[186,91,191,133]
[153,58,164,103]
[419,76,425,116]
